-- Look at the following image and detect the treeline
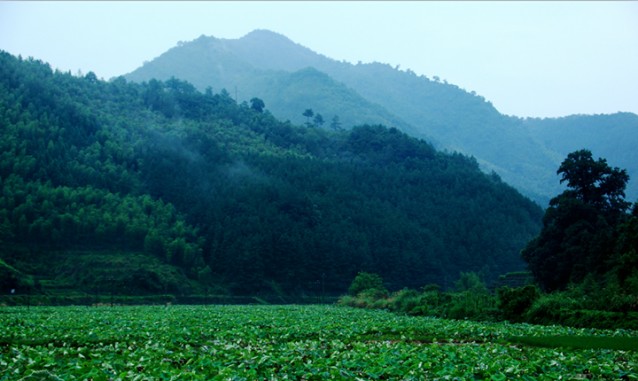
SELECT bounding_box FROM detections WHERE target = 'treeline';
[339,270,638,329]
[341,150,638,329]
[0,51,543,296]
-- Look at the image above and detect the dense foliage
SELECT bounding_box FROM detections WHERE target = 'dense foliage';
[0,51,543,297]
[125,30,638,205]
[2,305,637,380]
[340,271,638,329]
[514,150,637,327]
[522,150,637,296]
[347,272,387,296]
[344,151,638,329]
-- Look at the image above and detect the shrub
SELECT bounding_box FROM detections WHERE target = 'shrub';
[524,292,581,325]
[591,280,638,313]
[454,272,488,293]
[348,272,387,296]
[414,288,450,317]
[337,294,357,307]
[358,288,388,309]
[387,288,420,313]
[446,291,497,321]
[497,285,540,322]
[338,288,387,310]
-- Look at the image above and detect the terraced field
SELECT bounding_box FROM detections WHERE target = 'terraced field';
[1,305,636,380]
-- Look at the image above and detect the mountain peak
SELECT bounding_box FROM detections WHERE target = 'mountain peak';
[228,29,328,72]
[240,29,292,44]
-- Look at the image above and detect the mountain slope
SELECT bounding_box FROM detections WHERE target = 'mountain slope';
[126,35,417,137]
[524,113,638,199]
[125,30,638,205]
[1,51,542,296]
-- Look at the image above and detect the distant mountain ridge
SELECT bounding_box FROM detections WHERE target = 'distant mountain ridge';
[125,29,638,204]
[128,34,416,137]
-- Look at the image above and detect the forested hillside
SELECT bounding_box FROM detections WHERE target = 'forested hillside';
[125,30,638,205]
[126,35,417,138]
[0,51,543,297]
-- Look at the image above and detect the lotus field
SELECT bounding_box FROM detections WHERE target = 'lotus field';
[1,305,637,380]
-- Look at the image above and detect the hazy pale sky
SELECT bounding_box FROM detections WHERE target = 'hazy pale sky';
[1,1,637,118]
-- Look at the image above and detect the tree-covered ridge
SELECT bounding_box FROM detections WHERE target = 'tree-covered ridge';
[125,30,638,205]
[127,36,415,138]
[0,51,542,296]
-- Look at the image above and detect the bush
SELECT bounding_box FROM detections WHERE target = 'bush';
[497,285,540,322]
[524,292,581,325]
[446,291,497,321]
[521,285,638,329]
[337,294,357,307]
[411,287,449,317]
[387,288,420,313]
[0,259,25,292]
[337,288,387,310]
[560,310,638,330]
[348,272,387,296]
[454,272,488,293]
[591,280,638,313]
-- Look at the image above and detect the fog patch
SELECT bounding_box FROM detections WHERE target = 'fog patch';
[223,160,270,186]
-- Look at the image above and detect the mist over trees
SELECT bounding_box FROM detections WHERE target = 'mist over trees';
[125,30,638,205]
[0,51,543,296]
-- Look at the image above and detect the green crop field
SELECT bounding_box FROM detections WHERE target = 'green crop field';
[1,305,637,380]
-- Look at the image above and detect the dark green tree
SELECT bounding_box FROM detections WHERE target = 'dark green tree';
[497,285,540,322]
[302,109,314,126]
[610,204,638,292]
[313,113,324,128]
[330,115,342,131]
[522,149,631,291]
[250,97,265,113]
[557,149,630,213]
[348,272,386,296]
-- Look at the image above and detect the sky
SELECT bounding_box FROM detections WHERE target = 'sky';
[1,1,637,118]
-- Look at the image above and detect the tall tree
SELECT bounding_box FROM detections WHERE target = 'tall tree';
[522,149,631,291]
[302,109,314,126]
[330,115,342,131]
[557,149,630,213]
[250,97,265,113]
[313,113,324,128]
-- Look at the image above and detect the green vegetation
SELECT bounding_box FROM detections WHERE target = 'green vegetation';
[523,150,632,289]
[1,305,636,380]
[0,51,543,297]
[508,335,638,351]
[496,285,540,323]
[339,272,498,322]
[343,150,638,329]
[348,272,387,296]
[125,29,638,204]
[521,150,638,316]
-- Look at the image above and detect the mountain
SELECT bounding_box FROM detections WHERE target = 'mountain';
[0,51,543,297]
[126,34,420,139]
[524,113,638,197]
[125,30,638,205]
